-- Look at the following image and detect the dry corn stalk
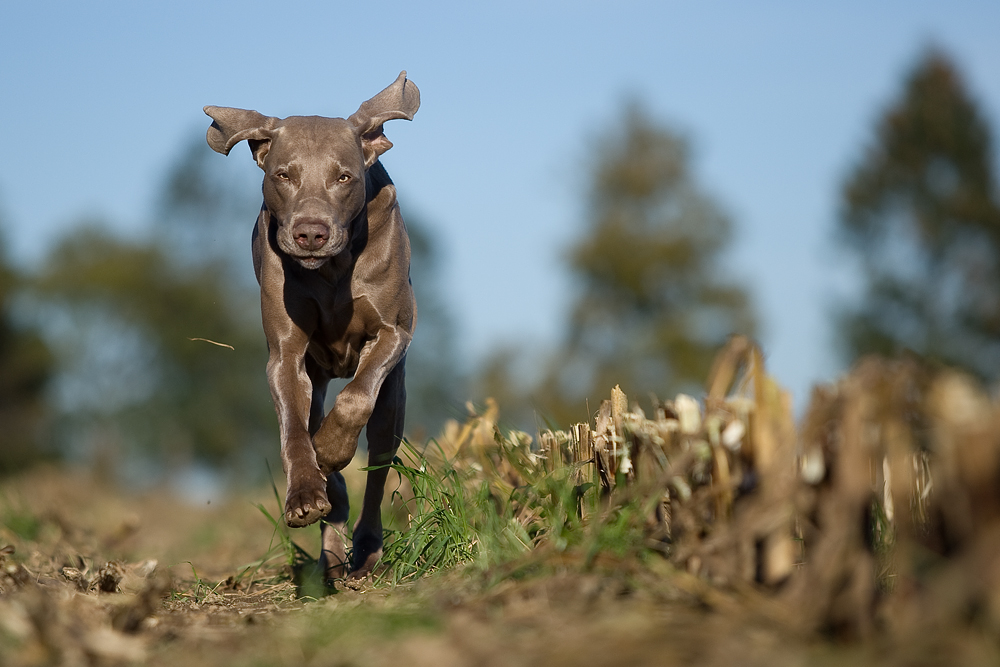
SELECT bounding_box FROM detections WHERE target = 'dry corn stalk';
[533,336,798,588]
[439,338,1000,642]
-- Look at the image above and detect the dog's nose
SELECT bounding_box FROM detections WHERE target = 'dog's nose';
[293,221,330,251]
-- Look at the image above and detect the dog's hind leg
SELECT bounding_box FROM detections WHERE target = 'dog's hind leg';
[349,360,405,579]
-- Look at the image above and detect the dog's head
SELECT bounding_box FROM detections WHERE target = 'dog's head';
[204,72,419,269]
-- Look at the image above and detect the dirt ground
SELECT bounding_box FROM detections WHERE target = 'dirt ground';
[0,465,996,667]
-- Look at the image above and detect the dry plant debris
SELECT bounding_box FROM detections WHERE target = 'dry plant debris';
[430,335,1000,645]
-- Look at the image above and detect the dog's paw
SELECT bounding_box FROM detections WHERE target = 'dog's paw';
[348,530,383,580]
[284,474,332,528]
[347,551,382,581]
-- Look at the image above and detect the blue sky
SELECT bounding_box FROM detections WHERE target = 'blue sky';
[4,1,999,412]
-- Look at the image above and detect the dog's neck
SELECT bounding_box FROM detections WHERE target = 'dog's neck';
[365,160,396,214]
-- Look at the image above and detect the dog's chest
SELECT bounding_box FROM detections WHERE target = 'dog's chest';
[307,293,382,378]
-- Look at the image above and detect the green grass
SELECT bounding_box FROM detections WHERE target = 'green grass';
[1,507,42,543]
[229,431,662,596]
[174,562,226,603]
[372,436,657,588]
[375,442,483,585]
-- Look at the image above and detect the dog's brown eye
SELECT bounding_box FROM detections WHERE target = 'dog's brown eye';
[276,172,290,181]
[338,174,351,183]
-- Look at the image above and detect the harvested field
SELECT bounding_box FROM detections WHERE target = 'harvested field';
[3,337,1000,666]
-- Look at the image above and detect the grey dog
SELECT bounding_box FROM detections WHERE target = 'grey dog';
[205,72,419,580]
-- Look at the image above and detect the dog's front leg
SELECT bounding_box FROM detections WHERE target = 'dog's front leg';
[313,326,410,474]
[266,331,332,528]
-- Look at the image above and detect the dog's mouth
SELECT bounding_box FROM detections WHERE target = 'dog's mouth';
[295,256,330,270]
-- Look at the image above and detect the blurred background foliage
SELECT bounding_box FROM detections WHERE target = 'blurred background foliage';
[0,220,54,474]
[0,47,998,481]
[477,103,757,427]
[24,139,275,481]
[543,103,757,424]
[837,50,1000,379]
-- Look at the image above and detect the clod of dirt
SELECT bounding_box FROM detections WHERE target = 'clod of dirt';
[222,574,243,591]
[60,566,90,591]
[95,560,125,593]
[113,571,172,633]
[0,546,32,593]
[342,577,371,592]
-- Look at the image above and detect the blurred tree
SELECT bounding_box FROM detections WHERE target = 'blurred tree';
[0,217,54,474]
[837,50,1000,379]
[31,135,275,477]
[34,226,275,472]
[404,215,466,439]
[154,135,262,283]
[534,103,757,425]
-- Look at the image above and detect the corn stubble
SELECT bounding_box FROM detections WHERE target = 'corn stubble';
[386,334,1000,646]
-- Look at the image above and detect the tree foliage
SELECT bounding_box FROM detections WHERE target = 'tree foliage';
[536,104,757,424]
[838,50,1000,378]
[29,138,275,475]
[34,227,273,468]
[404,215,466,439]
[0,224,54,474]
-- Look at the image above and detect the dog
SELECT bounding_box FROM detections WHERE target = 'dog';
[204,72,419,580]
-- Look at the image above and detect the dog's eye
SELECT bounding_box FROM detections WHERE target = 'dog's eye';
[337,174,351,183]
[275,172,290,181]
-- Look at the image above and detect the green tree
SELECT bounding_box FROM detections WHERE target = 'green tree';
[31,137,276,477]
[0,218,54,474]
[535,103,757,425]
[154,135,262,282]
[838,50,1000,378]
[404,216,466,439]
[33,227,275,473]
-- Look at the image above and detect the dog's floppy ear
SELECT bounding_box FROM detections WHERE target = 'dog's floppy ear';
[204,106,278,169]
[348,71,420,169]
